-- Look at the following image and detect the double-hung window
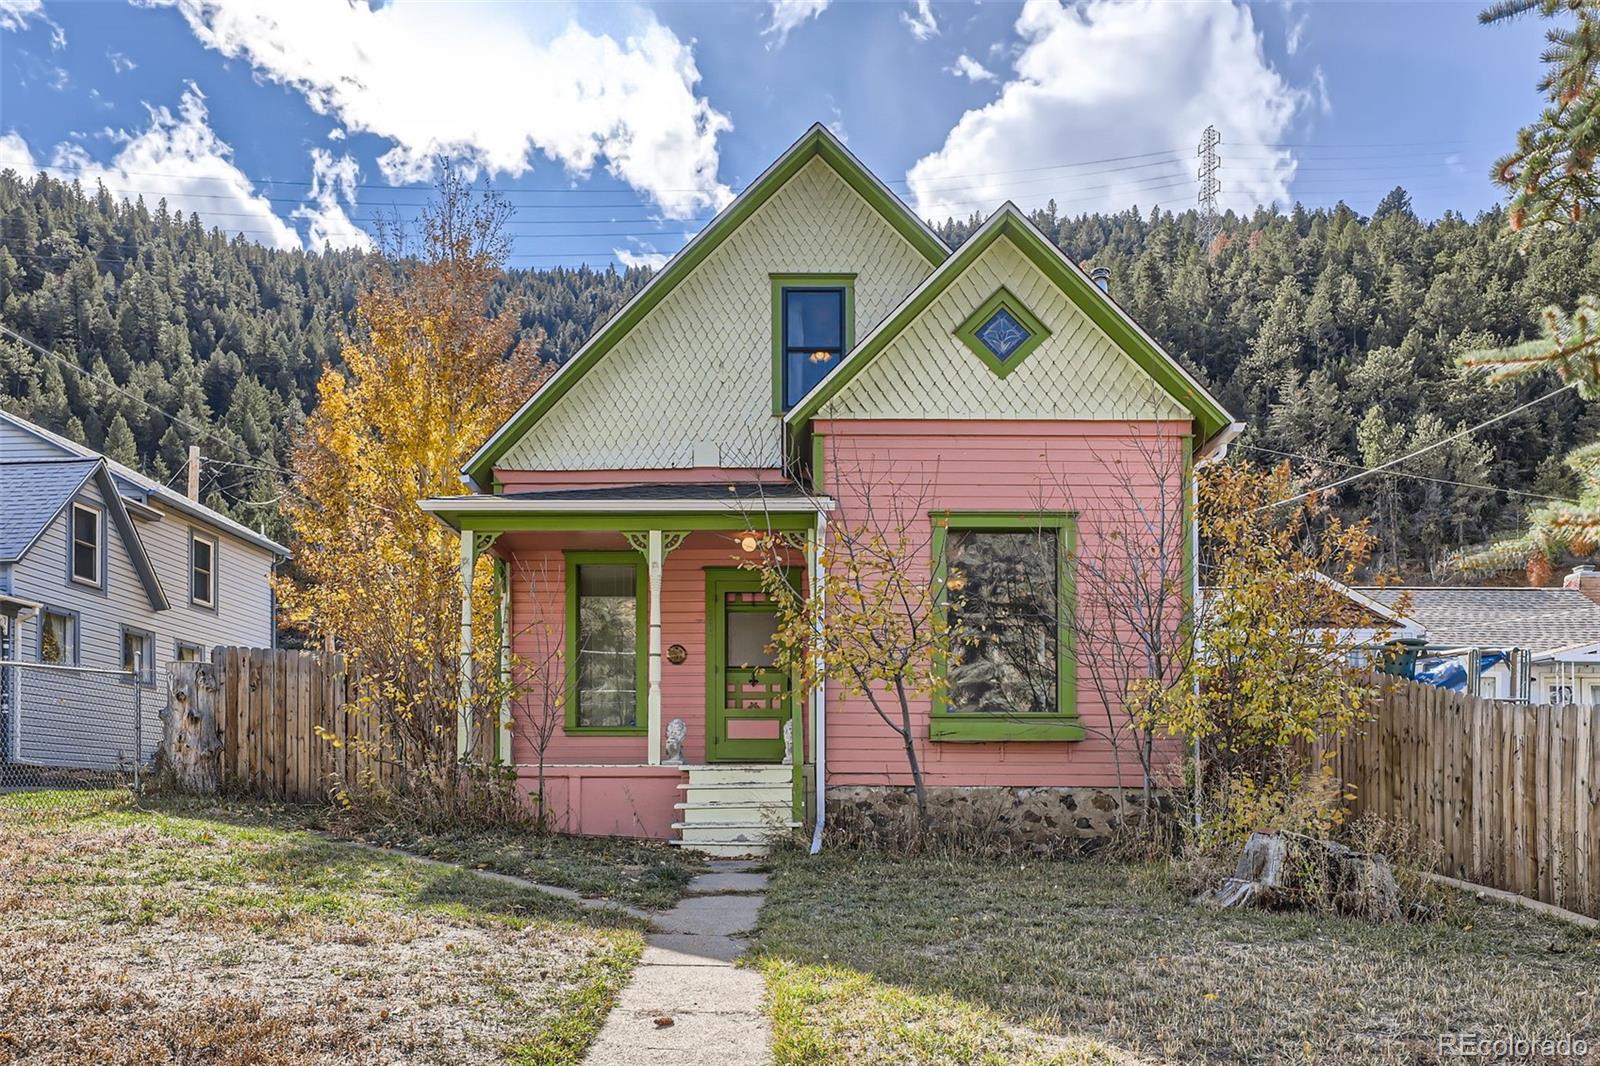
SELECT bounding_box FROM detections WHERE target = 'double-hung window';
[190,533,217,608]
[773,276,853,412]
[121,626,155,685]
[565,552,647,732]
[40,608,76,664]
[70,503,101,587]
[931,513,1081,741]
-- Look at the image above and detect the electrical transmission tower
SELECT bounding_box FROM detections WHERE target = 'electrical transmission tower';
[1197,125,1222,244]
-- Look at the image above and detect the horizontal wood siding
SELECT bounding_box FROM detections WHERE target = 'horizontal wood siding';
[504,531,804,768]
[11,475,276,761]
[818,418,1192,790]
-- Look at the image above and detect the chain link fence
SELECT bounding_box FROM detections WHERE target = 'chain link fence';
[0,659,152,812]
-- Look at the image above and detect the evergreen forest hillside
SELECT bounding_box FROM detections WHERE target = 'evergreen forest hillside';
[3,170,1597,579]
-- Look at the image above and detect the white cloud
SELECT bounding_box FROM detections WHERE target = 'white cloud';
[8,84,302,250]
[291,149,372,252]
[764,0,829,47]
[947,54,995,83]
[901,0,938,41]
[144,0,732,219]
[0,0,41,31]
[1282,0,1309,56]
[614,247,671,270]
[907,0,1306,221]
[0,0,63,48]
[108,50,137,74]
[0,131,36,172]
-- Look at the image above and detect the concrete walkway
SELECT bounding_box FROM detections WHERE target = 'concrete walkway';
[583,860,773,1066]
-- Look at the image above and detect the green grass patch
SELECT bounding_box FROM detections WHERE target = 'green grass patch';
[754,850,1600,1064]
[138,793,705,909]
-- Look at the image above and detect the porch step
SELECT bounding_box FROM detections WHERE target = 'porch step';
[677,783,793,807]
[675,764,791,786]
[674,799,793,823]
[672,763,797,856]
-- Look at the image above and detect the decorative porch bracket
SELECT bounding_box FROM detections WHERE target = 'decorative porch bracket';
[623,530,687,765]
[458,529,501,761]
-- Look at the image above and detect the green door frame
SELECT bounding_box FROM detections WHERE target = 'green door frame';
[704,568,791,763]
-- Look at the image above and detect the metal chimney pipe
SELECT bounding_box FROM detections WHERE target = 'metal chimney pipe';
[1090,267,1111,294]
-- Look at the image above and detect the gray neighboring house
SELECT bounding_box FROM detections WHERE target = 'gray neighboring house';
[0,408,288,770]
[1361,568,1600,705]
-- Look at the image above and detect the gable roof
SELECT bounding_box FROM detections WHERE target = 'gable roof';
[0,455,170,610]
[0,408,288,558]
[461,124,951,489]
[0,457,100,562]
[1361,586,1600,652]
[784,202,1234,443]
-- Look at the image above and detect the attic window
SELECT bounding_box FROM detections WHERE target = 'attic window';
[954,288,1051,379]
[772,275,855,413]
[976,307,1031,361]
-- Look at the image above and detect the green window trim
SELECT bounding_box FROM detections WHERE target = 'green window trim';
[772,273,856,415]
[929,510,1083,743]
[563,550,649,736]
[953,286,1051,379]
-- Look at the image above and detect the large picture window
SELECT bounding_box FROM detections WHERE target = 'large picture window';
[565,552,647,733]
[932,513,1081,742]
[772,275,854,413]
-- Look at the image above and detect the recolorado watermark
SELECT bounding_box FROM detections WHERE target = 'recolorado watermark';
[1438,1032,1590,1059]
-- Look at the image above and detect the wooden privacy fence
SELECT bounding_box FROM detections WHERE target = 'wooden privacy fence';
[168,647,396,802]
[1324,676,1600,919]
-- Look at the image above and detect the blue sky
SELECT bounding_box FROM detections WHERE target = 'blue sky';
[0,0,1555,269]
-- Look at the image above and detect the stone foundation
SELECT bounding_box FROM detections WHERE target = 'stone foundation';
[826,784,1167,854]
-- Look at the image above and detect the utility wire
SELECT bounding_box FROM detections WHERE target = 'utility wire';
[0,321,294,479]
[1238,442,1577,504]
[1264,385,1578,509]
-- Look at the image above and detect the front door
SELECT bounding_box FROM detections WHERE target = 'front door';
[705,569,791,763]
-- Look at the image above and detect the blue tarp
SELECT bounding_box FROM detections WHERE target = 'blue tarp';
[1414,651,1508,692]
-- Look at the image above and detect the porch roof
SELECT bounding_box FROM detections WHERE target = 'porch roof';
[419,482,832,532]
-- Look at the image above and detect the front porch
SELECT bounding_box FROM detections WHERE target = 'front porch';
[420,484,829,852]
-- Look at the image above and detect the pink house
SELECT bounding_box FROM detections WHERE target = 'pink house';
[421,126,1240,854]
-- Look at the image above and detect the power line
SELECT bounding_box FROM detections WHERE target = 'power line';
[1264,385,1578,509]
[1238,442,1577,504]
[0,321,294,478]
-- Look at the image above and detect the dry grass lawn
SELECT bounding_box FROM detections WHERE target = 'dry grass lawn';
[755,849,1600,1065]
[0,791,643,1065]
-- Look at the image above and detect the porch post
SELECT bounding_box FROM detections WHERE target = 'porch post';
[458,530,476,760]
[646,529,664,765]
[496,557,511,765]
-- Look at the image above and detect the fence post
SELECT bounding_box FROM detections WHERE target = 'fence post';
[133,676,142,793]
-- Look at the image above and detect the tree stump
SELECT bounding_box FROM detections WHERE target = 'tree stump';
[163,661,222,794]
[1199,830,1404,922]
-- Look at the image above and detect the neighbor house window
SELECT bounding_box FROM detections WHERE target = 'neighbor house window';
[930,513,1080,741]
[40,608,76,664]
[565,553,646,732]
[120,627,154,685]
[176,641,204,663]
[773,276,853,412]
[190,533,217,608]
[70,503,101,586]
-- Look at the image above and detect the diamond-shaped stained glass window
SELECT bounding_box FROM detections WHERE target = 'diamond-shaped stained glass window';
[975,306,1031,361]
